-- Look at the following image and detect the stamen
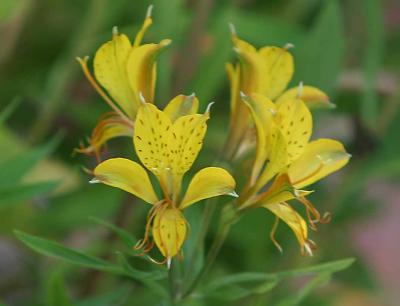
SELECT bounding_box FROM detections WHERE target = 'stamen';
[167,257,172,270]
[89,178,100,184]
[270,216,283,253]
[147,255,168,265]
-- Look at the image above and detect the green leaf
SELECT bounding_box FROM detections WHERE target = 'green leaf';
[0,181,59,209]
[200,258,354,301]
[90,216,137,249]
[276,273,331,306]
[0,97,21,125]
[294,0,344,96]
[360,0,384,127]
[14,230,122,274]
[116,253,168,298]
[0,134,62,187]
[76,286,132,306]
[45,271,74,306]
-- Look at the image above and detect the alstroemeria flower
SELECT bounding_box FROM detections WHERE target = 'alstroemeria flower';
[238,92,350,255]
[225,25,334,159]
[75,6,171,159]
[90,98,237,264]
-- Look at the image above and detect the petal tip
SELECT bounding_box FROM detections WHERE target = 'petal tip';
[228,22,236,36]
[89,178,100,184]
[146,4,154,18]
[112,26,118,36]
[284,42,294,50]
[228,190,239,198]
[205,101,215,114]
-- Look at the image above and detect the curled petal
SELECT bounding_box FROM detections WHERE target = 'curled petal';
[242,93,276,185]
[94,32,137,118]
[163,94,199,122]
[180,167,237,209]
[127,39,171,105]
[245,174,295,209]
[92,158,159,204]
[276,86,335,109]
[225,63,250,159]
[75,112,133,159]
[263,202,308,251]
[255,127,288,191]
[288,138,351,189]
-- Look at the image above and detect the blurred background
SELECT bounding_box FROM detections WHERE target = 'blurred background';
[0,0,399,305]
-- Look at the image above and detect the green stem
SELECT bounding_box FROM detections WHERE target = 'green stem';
[183,200,216,283]
[182,204,239,299]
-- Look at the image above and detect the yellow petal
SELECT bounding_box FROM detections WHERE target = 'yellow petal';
[94,32,136,118]
[133,5,153,47]
[255,126,288,191]
[152,207,187,258]
[276,86,334,109]
[288,138,351,189]
[163,94,199,122]
[127,39,171,104]
[168,113,209,177]
[263,202,308,248]
[180,167,237,209]
[259,46,294,99]
[92,158,158,204]
[276,97,312,163]
[242,93,276,185]
[225,63,250,158]
[134,102,171,178]
[234,45,264,94]
[250,174,295,208]
[75,113,133,157]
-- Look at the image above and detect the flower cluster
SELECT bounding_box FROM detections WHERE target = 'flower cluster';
[77,7,350,263]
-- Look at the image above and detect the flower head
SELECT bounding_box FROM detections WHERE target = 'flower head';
[90,96,237,263]
[225,26,334,159]
[75,6,171,159]
[237,91,350,255]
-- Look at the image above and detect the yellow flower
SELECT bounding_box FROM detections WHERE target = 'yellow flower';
[90,97,237,264]
[75,6,171,159]
[225,25,334,159]
[238,91,350,255]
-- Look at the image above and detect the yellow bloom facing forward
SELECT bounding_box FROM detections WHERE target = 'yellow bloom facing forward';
[75,6,171,158]
[238,91,350,255]
[225,25,334,159]
[90,97,237,263]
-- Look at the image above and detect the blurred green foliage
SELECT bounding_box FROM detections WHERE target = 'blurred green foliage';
[1,0,399,305]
